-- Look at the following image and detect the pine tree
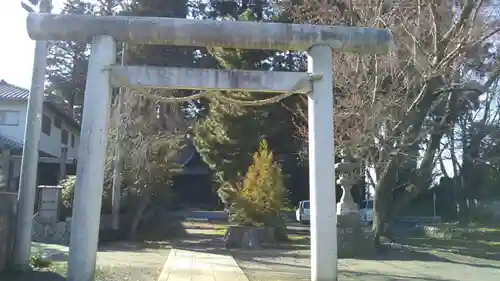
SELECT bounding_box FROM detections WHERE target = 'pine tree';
[230,139,287,225]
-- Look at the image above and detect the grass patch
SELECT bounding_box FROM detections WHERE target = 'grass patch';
[424,222,500,242]
[429,222,500,232]
[0,261,119,281]
[31,242,69,262]
[0,261,68,281]
[44,262,68,276]
[214,224,230,235]
[287,234,307,241]
[405,221,500,260]
[284,233,308,245]
[484,241,500,246]
[280,206,295,212]
[30,253,53,268]
[405,237,500,260]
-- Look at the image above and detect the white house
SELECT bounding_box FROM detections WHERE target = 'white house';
[0,79,80,189]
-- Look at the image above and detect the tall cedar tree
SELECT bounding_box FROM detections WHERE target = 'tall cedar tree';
[193,1,309,205]
[45,0,95,122]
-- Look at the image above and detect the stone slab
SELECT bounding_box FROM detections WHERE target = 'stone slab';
[157,249,249,281]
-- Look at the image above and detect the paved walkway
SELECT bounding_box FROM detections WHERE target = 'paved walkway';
[157,249,248,281]
[157,218,249,281]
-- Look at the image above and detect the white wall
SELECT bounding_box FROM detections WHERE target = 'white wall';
[39,107,80,159]
[0,100,80,159]
[0,100,27,143]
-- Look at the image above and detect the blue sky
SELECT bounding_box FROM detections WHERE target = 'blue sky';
[0,1,64,88]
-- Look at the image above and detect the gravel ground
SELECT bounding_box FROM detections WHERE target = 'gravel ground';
[231,220,500,281]
[232,247,310,281]
[232,246,500,281]
[95,242,171,281]
[1,242,171,281]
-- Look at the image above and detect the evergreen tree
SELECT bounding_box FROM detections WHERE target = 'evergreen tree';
[45,0,96,122]
[127,0,193,67]
[230,139,287,225]
[192,2,308,204]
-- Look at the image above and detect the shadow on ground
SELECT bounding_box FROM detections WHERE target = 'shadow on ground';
[0,270,65,281]
[98,217,186,252]
[398,236,500,261]
[139,214,500,281]
[98,240,172,252]
[341,270,463,281]
[171,227,230,256]
[230,238,500,272]
[171,218,500,268]
[376,246,500,269]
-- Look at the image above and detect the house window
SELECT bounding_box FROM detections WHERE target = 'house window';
[54,116,62,129]
[0,110,21,126]
[71,134,75,148]
[41,115,51,136]
[61,129,69,145]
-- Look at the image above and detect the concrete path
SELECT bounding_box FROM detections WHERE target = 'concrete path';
[157,217,249,281]
[157,249,248,281]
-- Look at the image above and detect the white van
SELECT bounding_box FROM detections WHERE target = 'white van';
[295,200,310,224]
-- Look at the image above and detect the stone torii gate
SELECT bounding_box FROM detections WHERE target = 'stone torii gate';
[24,13,390,281]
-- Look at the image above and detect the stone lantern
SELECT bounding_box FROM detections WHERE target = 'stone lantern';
[336,158,375,258]
[336,161,359,215]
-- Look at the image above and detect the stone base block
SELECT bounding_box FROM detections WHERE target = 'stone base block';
[224,226,276,249]
[337,213,375,258]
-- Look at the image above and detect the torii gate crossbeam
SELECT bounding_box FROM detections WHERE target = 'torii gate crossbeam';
[26,13,390,54]
[20,13,390,281]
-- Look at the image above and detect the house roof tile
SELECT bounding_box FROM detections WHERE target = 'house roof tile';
[0,80,30,100]
[0,133,23,150]
[0,80,80,130]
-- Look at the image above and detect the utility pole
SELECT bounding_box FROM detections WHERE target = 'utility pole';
[111,43,127,231]
[13,0,52,270]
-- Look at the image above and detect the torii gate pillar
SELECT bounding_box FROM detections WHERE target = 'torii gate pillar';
[307,44,336,280]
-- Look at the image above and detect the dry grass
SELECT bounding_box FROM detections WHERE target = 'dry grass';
[406,222,500,260]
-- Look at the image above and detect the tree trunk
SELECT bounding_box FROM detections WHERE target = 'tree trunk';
[129,189,152,239]
[373,129,444,244]
[458,130,484,225]
[373,198,394,245]
[457,176,470,225]
[372,158,400,244]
